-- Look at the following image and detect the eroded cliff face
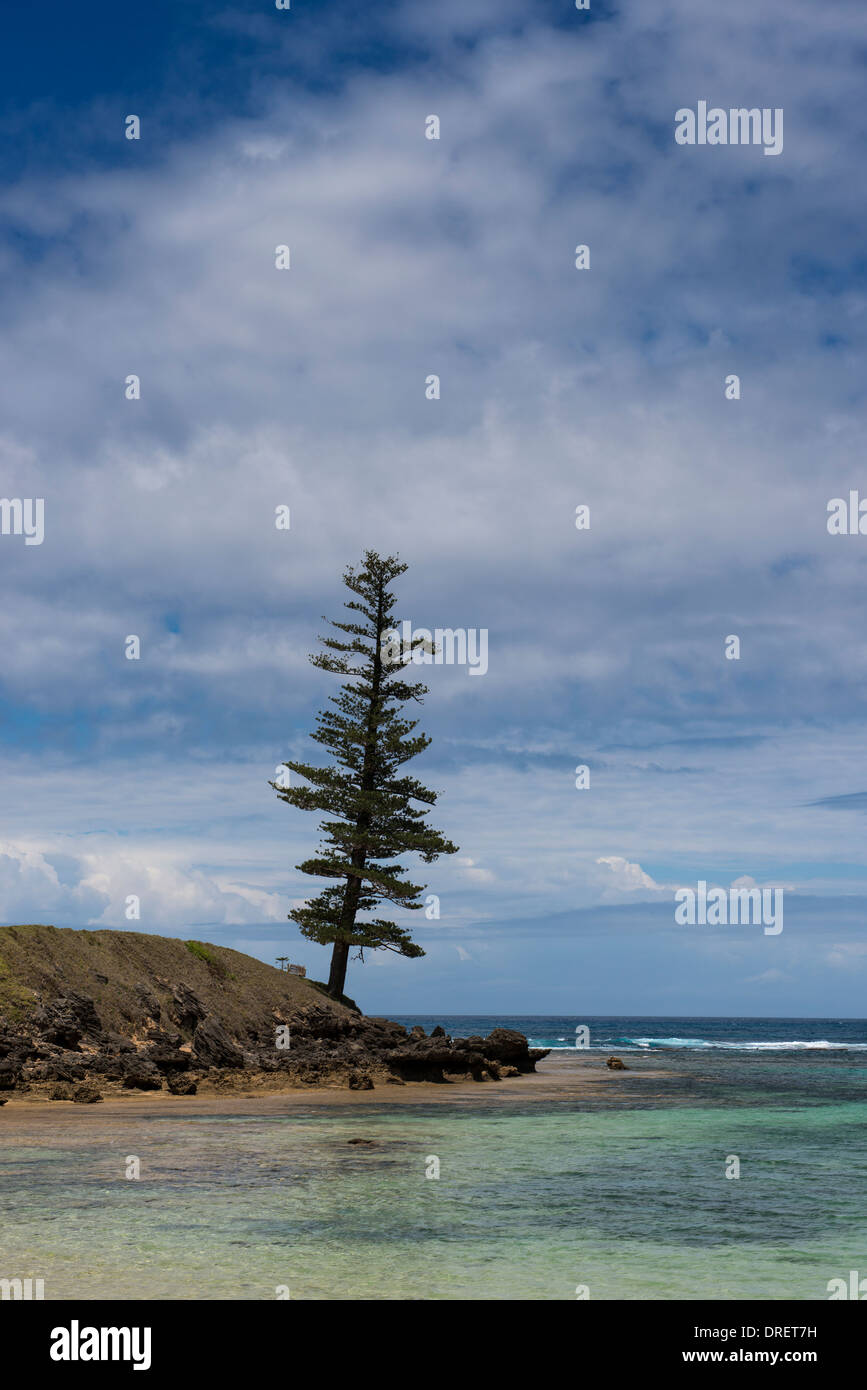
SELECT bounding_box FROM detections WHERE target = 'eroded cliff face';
[0,925,548,1101]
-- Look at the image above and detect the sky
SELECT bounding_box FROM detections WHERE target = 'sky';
[1,0,867,1015]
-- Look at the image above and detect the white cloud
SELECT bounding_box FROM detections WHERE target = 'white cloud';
[826,943,867,969]
[0,839,285,930]
[596,856,671,898]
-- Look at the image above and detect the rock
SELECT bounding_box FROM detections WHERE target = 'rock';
[170,983,206,1030]
[25,1057,87,1083]
[89,1055,130,1080]
[384,1044,462,1082]
[49,1083,73,1100]
[40,1018,82,1049]
[347,1138,377,1146]
[68,992,103,1034]
[291,1005,346,1041]
[480,1028,549,1071]
[192,1015,245,1068]
[527,1048,550,1069]
[72,1084,103,1103]
[34,992,102,1047]
[166,1074,198,1095]
[347,1072,374,1090]
[145,1045,192,1074]
[430,1025,447,1038]
[0,1060,20,1090]
[362,1017,408,1042]
[146,1026,182,1047]
[100,1033,137,1054]
[606,1056,627,1070]
[133,985,162,1020]
[122,1063,163,1091]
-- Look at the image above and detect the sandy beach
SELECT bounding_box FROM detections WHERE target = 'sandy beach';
[0,1053,672,1125]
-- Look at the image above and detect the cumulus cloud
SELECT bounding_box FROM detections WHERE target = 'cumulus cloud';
[0,843,109,925]
[0,840,285,930]
[596,856,671,898]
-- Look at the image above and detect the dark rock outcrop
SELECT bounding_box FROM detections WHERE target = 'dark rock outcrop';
[192,1015,245,1069]
[122,1062,163,1091]
[145,1045,192,1074]
[0,935,550,1095]
[72,1084,103,1103]
[170,983,206,1031]
[167,1074,198,1096]
[0,1059,20,1089]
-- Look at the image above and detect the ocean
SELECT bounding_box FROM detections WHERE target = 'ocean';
[2,1016,865,1300]
[391,1013,867,1054]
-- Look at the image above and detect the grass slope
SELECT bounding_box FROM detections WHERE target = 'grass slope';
[0,924,348,1038]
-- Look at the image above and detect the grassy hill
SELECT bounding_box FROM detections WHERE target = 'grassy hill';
[0,924,349,1037]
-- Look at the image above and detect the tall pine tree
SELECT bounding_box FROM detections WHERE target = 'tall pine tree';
[272,551,458,1000]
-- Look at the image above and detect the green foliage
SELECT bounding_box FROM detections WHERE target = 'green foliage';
[185,940,228,978]
[271,551,458,992]
[0,961,34,1021]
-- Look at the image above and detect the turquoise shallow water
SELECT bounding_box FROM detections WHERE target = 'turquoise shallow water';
[2,1048,866,1299]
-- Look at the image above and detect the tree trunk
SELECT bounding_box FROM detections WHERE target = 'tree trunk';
[327,938,350,998]
[327,581,386,1001]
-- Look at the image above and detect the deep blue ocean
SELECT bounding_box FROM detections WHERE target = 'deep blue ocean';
[391,1014,867,1053]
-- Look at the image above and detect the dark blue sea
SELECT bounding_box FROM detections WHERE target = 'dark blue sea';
[391,1014,867,1053]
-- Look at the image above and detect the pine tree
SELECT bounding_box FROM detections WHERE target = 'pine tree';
[271,551,458,1000]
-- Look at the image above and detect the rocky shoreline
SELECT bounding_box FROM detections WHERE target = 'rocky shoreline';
[0,985,550,1102]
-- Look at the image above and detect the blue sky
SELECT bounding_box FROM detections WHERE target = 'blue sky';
[1,0,867,1014]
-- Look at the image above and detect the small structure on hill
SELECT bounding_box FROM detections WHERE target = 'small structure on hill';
[275,956,306,977]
